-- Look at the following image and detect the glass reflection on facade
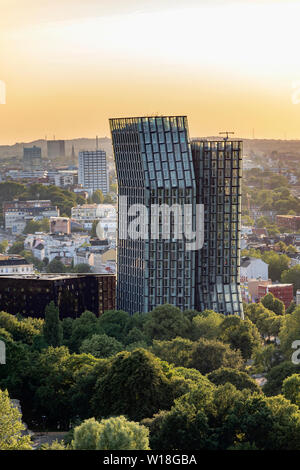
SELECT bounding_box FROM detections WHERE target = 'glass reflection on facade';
[110,116,243,318]
[191,140,243,316]
[110,116,196,314]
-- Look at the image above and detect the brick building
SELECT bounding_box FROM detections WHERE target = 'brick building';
[50,217,71,234]
[257,283,294,309]
[276,215,300,231]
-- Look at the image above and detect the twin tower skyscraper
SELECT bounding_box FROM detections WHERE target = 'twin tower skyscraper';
[110,116,243,318]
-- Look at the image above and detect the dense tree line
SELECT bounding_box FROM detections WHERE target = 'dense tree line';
[1,298,300,449]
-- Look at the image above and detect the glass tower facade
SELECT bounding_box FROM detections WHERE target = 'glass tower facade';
[110,116,196,314]
[110,116,243,318]
[191,140,243,316]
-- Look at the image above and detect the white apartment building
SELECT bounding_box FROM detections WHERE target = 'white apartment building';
[5,207,59,231]
[78,150,109,195]
[71,204,116,230]
[52,170,77,188]
[0,255,34,275]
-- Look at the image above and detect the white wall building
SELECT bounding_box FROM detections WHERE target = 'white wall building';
[71,204,116,231]
[24,233,91,263]
[5,207,59,231]
[240,257,269,283]
[0,255,34,275]
[241,226,253,236]
[97,217,117,240]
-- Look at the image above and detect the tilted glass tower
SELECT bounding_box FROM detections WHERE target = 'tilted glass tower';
[110,116,196,314]
[191,140,243,316]
[110,116,243,318]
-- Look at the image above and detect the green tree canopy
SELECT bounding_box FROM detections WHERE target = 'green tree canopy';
[207,367,261,393]
[191,311,223,341]
[282,374,300,407]
[96,416,150,450]
[151,337,194,367]
[8,240,24,255]
[43,301,63,347]
[91,190,104,204]
[278,307,300,359]
[71,263,92,273]
[187,338,244,374]
[0,240,8,254]
[0,311,43,344]
[261,252,290,282]
[79,333,123,358]
[91,348,189,421]
[261,292,285,315]
[23,219,43,234]
[0,389,32,450]
[68,310,103,353]
[263,361,300,396]
[46,259,66,273]
[72,417,102,450]
[98,310,132,344]
[218,316,261,360]
[72,416,150,450]
[143,304,191,341]
[281,265,300,294]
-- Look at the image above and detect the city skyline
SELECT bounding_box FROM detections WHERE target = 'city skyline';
[1,0,300,144]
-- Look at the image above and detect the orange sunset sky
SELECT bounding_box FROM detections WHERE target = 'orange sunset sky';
[0,0,300,145]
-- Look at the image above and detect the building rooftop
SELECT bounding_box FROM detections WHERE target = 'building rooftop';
[0,273,115,281]
[241,256,266,268]
[109,115,187,121]
[260,283,293,288]
[277,214,300,219]
[0,254,30,266]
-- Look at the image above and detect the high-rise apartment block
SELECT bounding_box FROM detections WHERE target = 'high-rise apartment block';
[110,116,243,317]
[23,145,42,171]
[78,150,109,196]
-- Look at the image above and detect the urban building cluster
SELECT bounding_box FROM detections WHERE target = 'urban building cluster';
[24,231,116,273]
[240,255,294,307]
[4,200,59,234]
[0,117,300,319]
[0,141,110,199]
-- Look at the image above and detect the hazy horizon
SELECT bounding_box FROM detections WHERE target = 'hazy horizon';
[1,0,300,144]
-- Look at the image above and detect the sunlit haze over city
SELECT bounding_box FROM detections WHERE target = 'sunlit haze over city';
[1,0,300,144]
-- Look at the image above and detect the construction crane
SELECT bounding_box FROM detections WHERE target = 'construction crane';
[219,131,235,141]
